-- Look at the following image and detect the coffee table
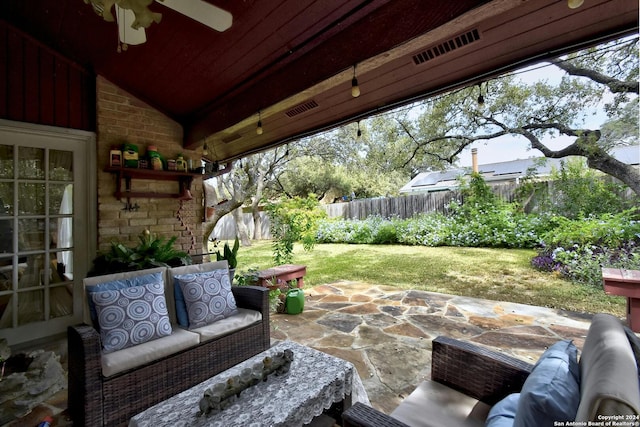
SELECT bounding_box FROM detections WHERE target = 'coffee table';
[128,340,369,426]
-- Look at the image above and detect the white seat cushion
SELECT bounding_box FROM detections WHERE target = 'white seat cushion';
[391,380,490,427]
[101,327,200,377]
[190,308,262,342]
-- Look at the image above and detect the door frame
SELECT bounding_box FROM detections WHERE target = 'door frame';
[0,119,96,346]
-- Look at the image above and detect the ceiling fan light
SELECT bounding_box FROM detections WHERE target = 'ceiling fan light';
[567,0,584,9]
[351,77,360,98]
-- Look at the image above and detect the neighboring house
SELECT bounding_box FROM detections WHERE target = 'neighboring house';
[400,145,640,194]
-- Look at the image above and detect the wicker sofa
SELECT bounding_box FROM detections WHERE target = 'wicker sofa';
[67,261,270,427]
[343,313,640,427]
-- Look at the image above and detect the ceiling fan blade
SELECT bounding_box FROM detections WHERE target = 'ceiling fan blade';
[115,5,147,45]
[157,0,233,32]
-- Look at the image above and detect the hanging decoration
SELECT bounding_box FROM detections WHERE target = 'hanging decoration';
[351,65,361,98]
[256,111,264,135]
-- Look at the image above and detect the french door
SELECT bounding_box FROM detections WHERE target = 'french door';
[0,120,95,345]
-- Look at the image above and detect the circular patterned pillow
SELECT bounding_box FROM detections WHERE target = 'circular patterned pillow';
[92,281,172,353]
[175,269,238,329]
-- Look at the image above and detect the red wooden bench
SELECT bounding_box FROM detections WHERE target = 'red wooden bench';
[257,264,306,289]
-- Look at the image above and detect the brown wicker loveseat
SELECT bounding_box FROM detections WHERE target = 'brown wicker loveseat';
[67,261,270,426]
[343,313,640,427]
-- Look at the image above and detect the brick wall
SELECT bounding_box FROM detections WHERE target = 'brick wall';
[96,76,204,255]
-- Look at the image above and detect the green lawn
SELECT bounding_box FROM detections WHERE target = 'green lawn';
[234,240,626,317]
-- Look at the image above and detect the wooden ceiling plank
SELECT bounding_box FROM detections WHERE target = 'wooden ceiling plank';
[205,0,638,160]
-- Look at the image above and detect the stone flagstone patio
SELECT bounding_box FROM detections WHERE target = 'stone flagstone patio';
[270,281,594,415]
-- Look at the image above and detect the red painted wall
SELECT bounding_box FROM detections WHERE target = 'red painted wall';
[0,21,95,131]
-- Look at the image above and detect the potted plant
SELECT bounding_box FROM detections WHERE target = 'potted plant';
[214,237,239,284]
[87,230,192,276]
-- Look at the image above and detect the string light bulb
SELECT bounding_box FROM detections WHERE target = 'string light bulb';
[202,142,209,156]
[256,111,263,135]
[357,121,362,138]
[351,65,360,98]
[567,0,584,9]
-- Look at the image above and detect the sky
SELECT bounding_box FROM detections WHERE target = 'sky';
[454,63,613,167]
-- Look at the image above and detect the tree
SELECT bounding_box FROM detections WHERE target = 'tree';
[397,37,640,195]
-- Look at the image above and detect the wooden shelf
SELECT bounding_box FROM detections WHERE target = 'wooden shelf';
[105,166,206,201]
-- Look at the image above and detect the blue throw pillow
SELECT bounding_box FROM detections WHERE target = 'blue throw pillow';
[174,279,190,327]
[513,340,580,427]
[487,393,520,427]
[86,271,164,329]
[175,269,238,329]
[92,282,172,353]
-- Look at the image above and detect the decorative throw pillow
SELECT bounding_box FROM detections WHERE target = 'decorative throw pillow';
[92,281,172,353]
[174,280,190,327]
[513,339,581,427]
[175,269,238,329]
[487,393,520,427]
[86,271,164,329]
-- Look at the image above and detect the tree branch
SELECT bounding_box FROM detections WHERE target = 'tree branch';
[551,59,639,94]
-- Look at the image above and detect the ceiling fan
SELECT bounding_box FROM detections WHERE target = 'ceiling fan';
[85,0,232,49]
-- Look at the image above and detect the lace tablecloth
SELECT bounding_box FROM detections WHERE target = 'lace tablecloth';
[129,340,370,427]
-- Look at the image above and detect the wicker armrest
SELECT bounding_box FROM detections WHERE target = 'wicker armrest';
[232,285,269,314]
[342,402,411,427]
[431,336,534,405]
[67,324,105,427]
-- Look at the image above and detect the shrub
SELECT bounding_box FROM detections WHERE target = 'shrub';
[545,241,640,288]
[541,210,640,248]
[265,195,327,264]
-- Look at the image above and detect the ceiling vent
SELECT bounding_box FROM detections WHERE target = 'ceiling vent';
[412,29,480,65]
[285,100,319,118]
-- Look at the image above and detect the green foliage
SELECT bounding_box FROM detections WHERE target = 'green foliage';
[541,210,640,248]
[88,230,192,276]
[550,243,640,289]
[234,267,260,286]
[541,159,630,219]
[265,195,327,265]
[214,237,240,269]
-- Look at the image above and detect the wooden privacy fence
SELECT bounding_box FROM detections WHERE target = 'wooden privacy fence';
[322,183,522,220]
[211,180,635,238]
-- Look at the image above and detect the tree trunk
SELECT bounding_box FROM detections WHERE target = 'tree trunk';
[232,207,251,246]
[202,200,242,257]
[252,208,263,240]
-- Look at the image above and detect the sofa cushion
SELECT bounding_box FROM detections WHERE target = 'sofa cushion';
[390,380,490,427]
[92,282,173,353]
[486,393,520,427]
[176,269,238,329]
[576,313,640,421]
[84,269,165,328]
[190,308,262,342]
[513,339,580,427]
[101,327,201,377]
[170,261,229,327]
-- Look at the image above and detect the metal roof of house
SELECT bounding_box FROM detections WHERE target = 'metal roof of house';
[400,145,640,193]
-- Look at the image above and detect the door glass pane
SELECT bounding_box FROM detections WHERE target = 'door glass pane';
[52,215,73,279]
[49,150,73,181]
[0,220,13,255]
[0,291,11,328]
[17,289,45,326]
[49,184,73,215]
[50,284,73,319]
[18,254,45,289]
[18,219,46,251]
[18,183,45,215]
[18,147,45,180]
[0,144,13,179]
[0,183,13,215]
